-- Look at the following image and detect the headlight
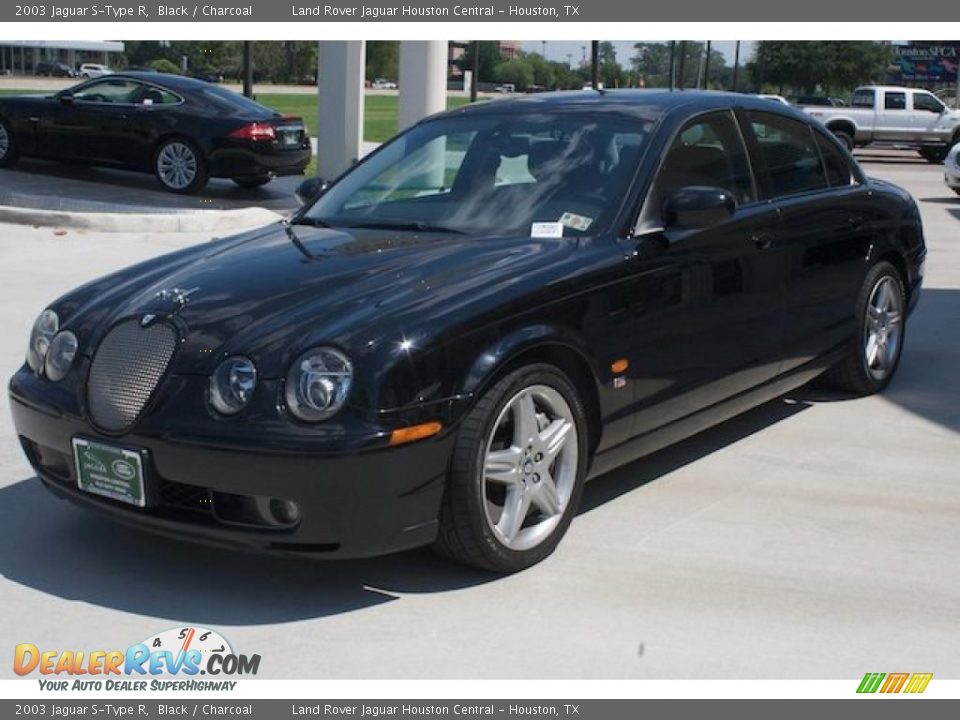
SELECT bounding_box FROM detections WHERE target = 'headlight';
[285,347,353,422]
[26,309,59,373]
[209,356,258,416]
[44,331,78,382]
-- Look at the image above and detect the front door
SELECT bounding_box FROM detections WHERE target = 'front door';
[622,110,785,438]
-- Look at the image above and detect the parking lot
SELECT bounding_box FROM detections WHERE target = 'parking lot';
[0,150,957,679]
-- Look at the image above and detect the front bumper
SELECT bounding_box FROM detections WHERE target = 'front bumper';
[9,369,452,559]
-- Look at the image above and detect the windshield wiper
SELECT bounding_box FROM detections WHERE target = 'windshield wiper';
[283,223,319,261]
[291,216,332,228]
[339,220,465,234]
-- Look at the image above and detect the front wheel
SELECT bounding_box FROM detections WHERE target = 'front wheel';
[154,138,209,194]
[822,261,906,396]
[0,116,19,168]
[832,129,854,152]
[433,364,588,572]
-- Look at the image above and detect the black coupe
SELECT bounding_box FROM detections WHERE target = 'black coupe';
[0,72,311,193]
[9,91,926,572]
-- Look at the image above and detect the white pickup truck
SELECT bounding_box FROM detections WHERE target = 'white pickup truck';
[803,85,960,163]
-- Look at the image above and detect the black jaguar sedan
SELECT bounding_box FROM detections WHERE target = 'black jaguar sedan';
[0,72,311,193]
[9,91,925,572]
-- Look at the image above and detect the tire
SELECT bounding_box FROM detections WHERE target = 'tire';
[0,116,18,168]
[232,175,271,189]
[154,138,209,194]
[821,261,906,396]
[832,129,854,152]
[432,363,589,573]
[918,146,948,164]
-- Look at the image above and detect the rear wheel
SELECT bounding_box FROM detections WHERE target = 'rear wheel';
[154,138,208,194]
[822,261,906,396]
[433,364,588,572]
[831,129,854,152]
[0,116,19,168]
[919,146,949,164]
[232,175,271,189]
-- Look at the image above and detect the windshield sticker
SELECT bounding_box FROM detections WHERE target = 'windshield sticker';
[559,212,593,232]
[531,222,565,238]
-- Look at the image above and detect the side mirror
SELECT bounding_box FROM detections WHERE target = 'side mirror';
[663,186,736,229]
[295,177,328,205]
[58,91,75,105]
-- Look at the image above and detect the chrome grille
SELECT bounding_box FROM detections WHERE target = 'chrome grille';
[87,319,178,433]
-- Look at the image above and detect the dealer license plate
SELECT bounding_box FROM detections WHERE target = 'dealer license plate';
[72,437,146,508]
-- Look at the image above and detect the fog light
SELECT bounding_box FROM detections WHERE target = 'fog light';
[269,498,301,525]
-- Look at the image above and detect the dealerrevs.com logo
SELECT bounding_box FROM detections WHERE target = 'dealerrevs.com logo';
[857,672,933,694]
[14,626,261,692]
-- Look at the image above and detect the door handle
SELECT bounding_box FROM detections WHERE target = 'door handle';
[751,232,774,251]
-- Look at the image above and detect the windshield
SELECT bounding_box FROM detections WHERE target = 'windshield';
[301,111,653,237]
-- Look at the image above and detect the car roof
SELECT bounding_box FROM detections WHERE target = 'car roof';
[432,89,813,123]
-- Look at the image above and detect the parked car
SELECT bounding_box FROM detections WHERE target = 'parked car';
[78,63,113,79]
[35,61,75,78]
[945,142,960,195]
[371,78,397,90]
[0,72,311,193]
[804,85,960,162]
[9,91,925,572]
[793,95,844,107]
[495,83,515,93]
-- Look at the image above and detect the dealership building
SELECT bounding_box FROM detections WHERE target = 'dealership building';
[0,40,125,75]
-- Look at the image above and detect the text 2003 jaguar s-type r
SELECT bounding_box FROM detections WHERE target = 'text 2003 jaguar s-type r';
[10,91,925,572]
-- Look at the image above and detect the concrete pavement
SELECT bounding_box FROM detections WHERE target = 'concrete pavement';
[0,152,956,679]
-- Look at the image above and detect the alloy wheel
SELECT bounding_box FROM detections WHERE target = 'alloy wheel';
[863,275,903,381]
[157,142,198,190]
[482,384,579,552]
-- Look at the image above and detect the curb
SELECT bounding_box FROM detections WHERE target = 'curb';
[0,205,284,233]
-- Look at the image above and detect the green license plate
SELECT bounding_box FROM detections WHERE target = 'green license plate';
[72,437,146,508]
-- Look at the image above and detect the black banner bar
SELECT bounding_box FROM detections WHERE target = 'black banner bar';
[0,0,952,22]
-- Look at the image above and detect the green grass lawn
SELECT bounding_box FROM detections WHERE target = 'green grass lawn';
[0,89,475,175]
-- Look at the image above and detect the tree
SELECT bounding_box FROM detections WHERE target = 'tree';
[748,41,892,95]
[366,41,399,81]
[456,41,503,83]
[494,57,534,90]
[149,58,181,74]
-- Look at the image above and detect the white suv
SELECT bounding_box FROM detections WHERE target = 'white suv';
[78,63,113,79]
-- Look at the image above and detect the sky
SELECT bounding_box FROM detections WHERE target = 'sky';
[520,40,756,68]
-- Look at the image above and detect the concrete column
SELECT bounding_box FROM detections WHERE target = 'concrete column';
[316,41,366,181]
[398,41,447,132]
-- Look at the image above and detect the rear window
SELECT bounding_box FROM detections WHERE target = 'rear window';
[884,92,907,110]
[200,87,279,116]
[851,89,875,108]
[748,112,828,198]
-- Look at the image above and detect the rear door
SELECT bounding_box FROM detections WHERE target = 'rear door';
[741,111,874,372]
[624,110,785,438]
[909,91,949,143]
[874,90,911,141]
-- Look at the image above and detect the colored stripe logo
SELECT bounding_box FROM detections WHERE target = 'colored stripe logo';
[857,672,932,694]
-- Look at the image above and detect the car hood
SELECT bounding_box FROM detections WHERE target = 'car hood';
[69,222,578,377]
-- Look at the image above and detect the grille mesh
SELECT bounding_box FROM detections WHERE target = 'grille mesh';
[87,320,178,433]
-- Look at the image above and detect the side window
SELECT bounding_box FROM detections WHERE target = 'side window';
[851,89,875,108]
[747,112,828,198]
[884,92,907,110]
[815,132,855,187]
[654,111,755,209]
[142,86,181,105]
[913,92,945,114]
[74,79,143,104]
